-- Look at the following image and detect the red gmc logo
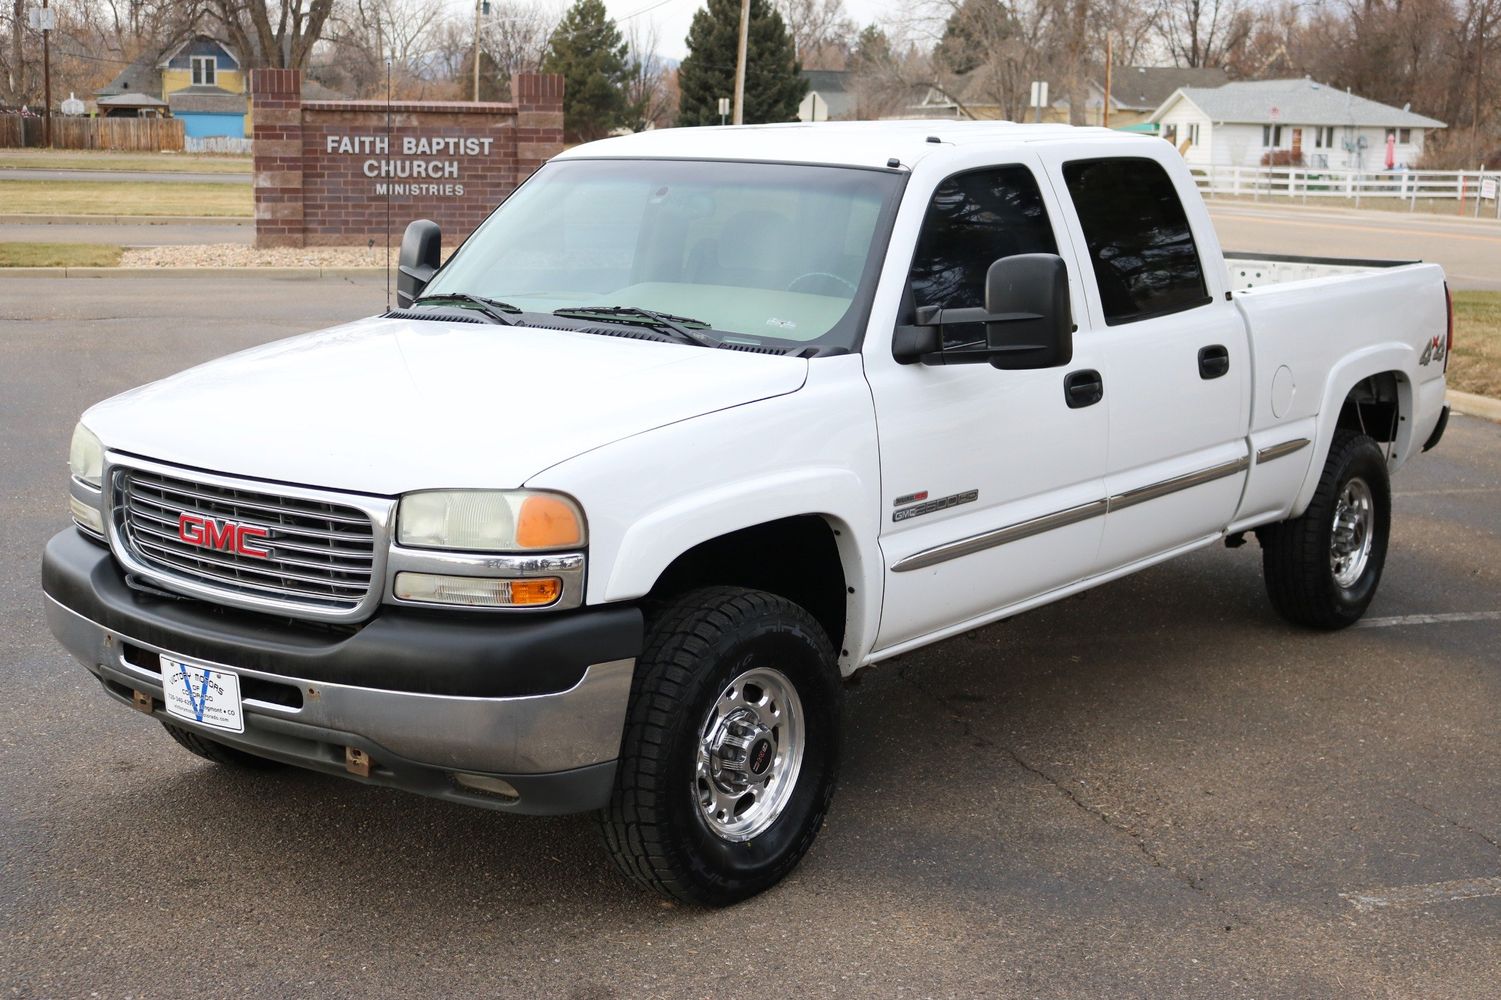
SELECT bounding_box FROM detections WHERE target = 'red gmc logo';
[177,513,271,559]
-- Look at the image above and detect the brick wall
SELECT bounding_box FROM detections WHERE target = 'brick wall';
[250,70,564,249]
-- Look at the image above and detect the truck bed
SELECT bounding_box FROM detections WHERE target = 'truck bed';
[1225,251,1418,290]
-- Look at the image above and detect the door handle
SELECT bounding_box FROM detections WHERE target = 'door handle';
[1199,345,1230,380]
[1064,369,1103,409]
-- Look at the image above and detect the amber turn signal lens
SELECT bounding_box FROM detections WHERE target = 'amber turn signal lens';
[515,495,583,548]
[508,578,563,606]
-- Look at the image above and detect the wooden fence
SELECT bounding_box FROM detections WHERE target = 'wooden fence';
[0,115,185,151]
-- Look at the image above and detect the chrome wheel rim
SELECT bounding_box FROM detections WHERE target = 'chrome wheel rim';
[1330,476,1375,589]
[695,667,805,843]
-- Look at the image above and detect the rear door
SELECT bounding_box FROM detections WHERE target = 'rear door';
[1041,149,1251,568]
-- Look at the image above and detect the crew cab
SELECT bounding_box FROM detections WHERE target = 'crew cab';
[43,121,1452,906]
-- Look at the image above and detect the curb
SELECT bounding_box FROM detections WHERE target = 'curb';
[0,266,383,279]
[1448,389,1501,423]
[0,214,250,226]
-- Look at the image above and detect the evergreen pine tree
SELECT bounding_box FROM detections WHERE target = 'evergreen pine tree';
[542,0,636,142]
[678,0,806,126]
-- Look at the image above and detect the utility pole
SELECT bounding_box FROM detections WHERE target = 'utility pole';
[472,0,482,101]
[732,0,749,125]
[1102,36,1112,129]
[41,0,53,147]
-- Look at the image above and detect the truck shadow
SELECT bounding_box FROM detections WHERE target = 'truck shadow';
[74,545,1282,923]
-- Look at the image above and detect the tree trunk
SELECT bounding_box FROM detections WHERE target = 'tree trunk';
[8,0,24,105]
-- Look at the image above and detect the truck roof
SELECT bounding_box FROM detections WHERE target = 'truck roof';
[555,120,1152,171]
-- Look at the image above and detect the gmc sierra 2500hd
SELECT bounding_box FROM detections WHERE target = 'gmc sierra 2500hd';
[44,121,1451,905]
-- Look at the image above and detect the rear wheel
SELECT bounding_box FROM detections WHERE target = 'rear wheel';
[1258,429,1391,629]
[599,586,841,906]
[161,722,284,770]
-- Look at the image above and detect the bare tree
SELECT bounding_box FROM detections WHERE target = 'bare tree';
[207,0,336,69]
[475,0,559,100]
[1153,0,1251,68]
[775,0,857,67]
[625,21,673,129]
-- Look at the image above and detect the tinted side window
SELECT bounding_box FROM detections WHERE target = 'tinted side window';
[1062,158,1210,325]
[909,166,1058,348]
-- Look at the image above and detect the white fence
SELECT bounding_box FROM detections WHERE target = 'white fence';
[1191,165,1501,216]
[184,135,253,154]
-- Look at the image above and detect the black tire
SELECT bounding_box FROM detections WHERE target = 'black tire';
[161,722,285,770]
[1257,429,1391,629]
[599,586,842,906]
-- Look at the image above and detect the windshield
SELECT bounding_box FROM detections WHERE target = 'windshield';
[423,158,904,351]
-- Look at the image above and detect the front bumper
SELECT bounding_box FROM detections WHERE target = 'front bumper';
[42,530,643,815]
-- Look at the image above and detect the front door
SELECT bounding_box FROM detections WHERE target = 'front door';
[865,153,1110,653]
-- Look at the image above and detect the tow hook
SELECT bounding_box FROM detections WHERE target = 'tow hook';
[345,746,373,777]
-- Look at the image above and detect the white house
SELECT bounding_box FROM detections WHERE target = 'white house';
[1150,78,1446,170]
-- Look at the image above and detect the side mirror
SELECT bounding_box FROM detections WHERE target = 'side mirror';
[892,253,1073,369]
[396,219,441,308]
[982,253,1073,370]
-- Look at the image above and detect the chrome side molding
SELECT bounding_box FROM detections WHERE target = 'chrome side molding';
[1106,456,1250,513]
[891,499,1107,573]
[892,455,1250,573]
[1255,437,1311,464]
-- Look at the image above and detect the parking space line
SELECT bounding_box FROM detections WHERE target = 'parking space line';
[1341,875,1501,912]
[1354,611,1501,628]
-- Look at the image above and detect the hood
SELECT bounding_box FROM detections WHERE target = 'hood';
[85,316,808,496]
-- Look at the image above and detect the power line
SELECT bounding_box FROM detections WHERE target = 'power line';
[619,0,678,22]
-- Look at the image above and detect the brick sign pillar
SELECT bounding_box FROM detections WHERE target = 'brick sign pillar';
[250,70,564,249]
[250,69,304,247]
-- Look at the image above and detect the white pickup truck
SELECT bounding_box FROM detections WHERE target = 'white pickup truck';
[45,121,1452,905]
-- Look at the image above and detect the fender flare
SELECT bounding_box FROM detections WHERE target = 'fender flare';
[1291,343,1416,517]
[597,467,882,670]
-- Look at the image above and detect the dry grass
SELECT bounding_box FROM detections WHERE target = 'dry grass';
[0,242,123,267]
[0,149,250,173]
[1449,291,1501,398]
[0,179,252,217]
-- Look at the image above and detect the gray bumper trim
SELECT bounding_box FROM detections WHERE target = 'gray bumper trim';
[46,594,634,778]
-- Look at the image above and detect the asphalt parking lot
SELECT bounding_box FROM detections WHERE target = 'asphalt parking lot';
[3,274,1499,998]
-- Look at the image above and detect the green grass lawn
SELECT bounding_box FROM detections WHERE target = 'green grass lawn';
[1450,291,1501,399]
[0,242,123,267]
[0,179,252,217]
[0,149,250,173]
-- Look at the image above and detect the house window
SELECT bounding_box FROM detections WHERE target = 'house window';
[1187,123,1200,145]
[1262,125,1283,147]
[1398,128,1412,144]
[1163,124,1178,144]
[1314,126,1336,149]
[191,56,216,87]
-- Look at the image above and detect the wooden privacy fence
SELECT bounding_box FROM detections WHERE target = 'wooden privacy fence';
[0,115,185,151]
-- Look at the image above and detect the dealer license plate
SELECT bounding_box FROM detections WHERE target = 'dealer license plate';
[159,655,245,734]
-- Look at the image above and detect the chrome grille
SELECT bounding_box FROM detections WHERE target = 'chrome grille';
[113,466,377,614]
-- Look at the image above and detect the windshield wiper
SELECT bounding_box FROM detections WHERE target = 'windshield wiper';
[552,305,720,348]
[412,293,521,325]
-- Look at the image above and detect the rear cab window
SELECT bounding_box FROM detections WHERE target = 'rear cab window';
[1060,157,1211,325]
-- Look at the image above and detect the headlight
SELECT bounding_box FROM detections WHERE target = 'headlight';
[69,423,104,489]
[397,490,585,552]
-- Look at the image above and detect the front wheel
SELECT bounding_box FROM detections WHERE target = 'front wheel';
[599,587,841,906]
[1257,429,1391,629]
